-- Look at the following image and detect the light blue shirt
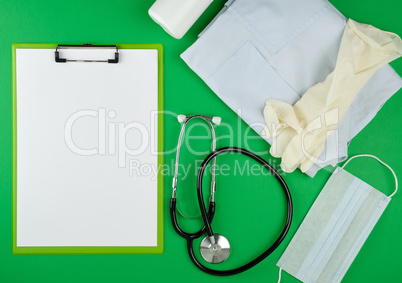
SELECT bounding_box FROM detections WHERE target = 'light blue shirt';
[181,0,402,177]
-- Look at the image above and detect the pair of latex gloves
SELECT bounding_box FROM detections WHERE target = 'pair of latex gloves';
[263,19,402,173]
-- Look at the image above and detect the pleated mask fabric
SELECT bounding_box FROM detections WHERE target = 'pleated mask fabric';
[277,155,398,283]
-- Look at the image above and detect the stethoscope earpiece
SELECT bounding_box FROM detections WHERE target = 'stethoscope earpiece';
[212,117,221,125]
[177,114,187,123]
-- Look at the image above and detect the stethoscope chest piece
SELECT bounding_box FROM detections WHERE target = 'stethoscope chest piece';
[200,234,231,264]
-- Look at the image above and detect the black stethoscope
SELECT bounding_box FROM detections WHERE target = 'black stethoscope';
[170,115,293,276]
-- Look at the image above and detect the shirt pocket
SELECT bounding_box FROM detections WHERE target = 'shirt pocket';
[206,41,300,126]
[228,0,333,55]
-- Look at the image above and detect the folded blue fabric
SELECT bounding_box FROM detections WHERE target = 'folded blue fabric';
[181,0,402,177]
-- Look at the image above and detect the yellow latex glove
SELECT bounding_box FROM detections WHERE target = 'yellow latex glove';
[263,19,402,173]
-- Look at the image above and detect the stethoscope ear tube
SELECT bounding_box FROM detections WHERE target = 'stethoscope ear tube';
[173,115,218,215]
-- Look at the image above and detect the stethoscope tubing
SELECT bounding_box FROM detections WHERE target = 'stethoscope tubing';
[170,198,215,240]
[197,147,292,237]
[171,146,293,276]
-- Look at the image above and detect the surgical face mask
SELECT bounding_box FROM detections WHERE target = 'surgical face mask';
[277,154,398,283]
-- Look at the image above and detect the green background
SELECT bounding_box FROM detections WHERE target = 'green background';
[1,0,401,282]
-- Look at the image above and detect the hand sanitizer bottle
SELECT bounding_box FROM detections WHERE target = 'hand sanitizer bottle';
[149,0,213,39]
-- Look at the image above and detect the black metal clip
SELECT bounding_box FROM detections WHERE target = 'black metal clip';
[55,44,119,63]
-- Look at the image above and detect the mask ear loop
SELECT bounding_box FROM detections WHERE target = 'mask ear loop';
[341,154,398,198]
[277,267,283,283]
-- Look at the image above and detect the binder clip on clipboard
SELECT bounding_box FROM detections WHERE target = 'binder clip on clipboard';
[55,44,119,63]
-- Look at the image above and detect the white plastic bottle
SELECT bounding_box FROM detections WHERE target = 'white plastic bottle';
[149,0,213,39]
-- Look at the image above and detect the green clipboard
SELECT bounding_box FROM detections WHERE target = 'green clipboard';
[12,43,164,255]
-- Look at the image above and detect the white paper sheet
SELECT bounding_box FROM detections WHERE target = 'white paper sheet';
[16,48,159,247]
